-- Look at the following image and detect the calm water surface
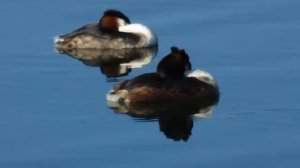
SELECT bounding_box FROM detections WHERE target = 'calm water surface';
[1,0,300,167]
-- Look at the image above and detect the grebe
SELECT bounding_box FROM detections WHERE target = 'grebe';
[55,9,157,49]
[107,47,219,104]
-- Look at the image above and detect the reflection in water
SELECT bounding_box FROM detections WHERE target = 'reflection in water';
[56,47,158,78]
[108,99,218,141]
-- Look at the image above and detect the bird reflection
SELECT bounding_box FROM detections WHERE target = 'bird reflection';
[55,47,158,78]
[108,99,218,141]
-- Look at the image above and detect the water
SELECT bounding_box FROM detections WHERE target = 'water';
[1,0,300,167]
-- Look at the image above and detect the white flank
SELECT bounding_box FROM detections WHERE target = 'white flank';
[119,23,157,46]
[187,69,217,86]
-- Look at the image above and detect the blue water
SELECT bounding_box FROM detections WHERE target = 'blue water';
[1,0,300,167]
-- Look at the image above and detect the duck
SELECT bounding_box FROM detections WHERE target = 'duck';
[107,47,219,105]
[54,9,157,49]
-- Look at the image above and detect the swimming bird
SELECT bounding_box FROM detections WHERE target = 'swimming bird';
[55,9,157,49]
[107,47,219,105]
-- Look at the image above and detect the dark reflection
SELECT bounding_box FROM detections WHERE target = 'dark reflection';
[56,47,158,78]
[108,99,218,141]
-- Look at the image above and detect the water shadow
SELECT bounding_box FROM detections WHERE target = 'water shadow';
[56,47,158,78]
[108,99,219,141]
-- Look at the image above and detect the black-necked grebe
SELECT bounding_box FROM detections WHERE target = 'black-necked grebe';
[55,9,157,49]
[107,47,219,104]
